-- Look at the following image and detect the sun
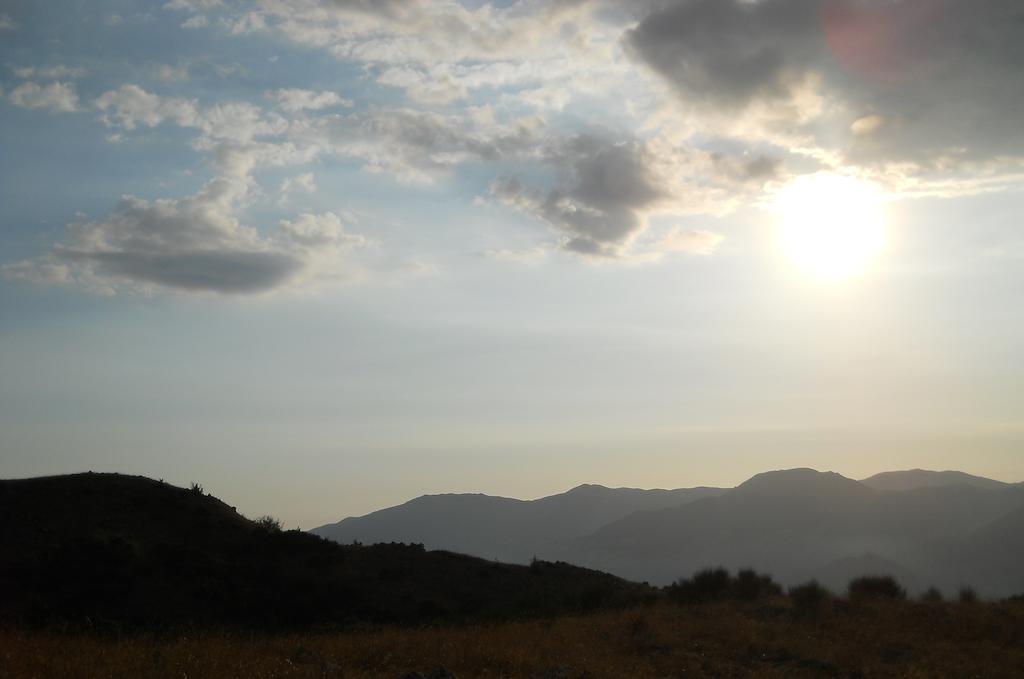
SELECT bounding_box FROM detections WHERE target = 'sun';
[772,173,885,281]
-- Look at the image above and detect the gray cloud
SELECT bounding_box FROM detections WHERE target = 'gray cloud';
[627,0,1024,168]
[3,177,365,295]
[327,107,543,182]
[75,249,303,294]
[492,134,669,256]
[626,0,818,110]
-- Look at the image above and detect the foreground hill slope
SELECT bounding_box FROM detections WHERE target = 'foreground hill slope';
[0,474,646,629]
[312,483,725,563]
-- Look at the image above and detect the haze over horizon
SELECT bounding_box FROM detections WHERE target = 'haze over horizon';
[2,0,1023,530]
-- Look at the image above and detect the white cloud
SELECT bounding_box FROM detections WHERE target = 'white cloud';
[0,13,17,31]
[203,0,627,110]
[225,12,266,35]
[164,0,222,10]
[12,65,87,80]
[95,85,199,130]
[650,227,724,256]
[269,88,352,113]
[482,246,550,265]
[279,211,366,252]
[94,85,289,145]
[8,82,80,112]
[278,172,316,204]
[181,15,208,28]
[154,63,190,82]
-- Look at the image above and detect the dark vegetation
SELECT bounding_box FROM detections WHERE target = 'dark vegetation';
[848,575,906,602]
[0,474,647,631]
[4,596,1024,678]
[667,567,782,603]
[3,473,1024,676]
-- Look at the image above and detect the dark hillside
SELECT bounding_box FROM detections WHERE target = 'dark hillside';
[0,474,647,631]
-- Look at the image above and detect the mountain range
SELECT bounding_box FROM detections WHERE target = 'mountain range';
[313,468,1024,596]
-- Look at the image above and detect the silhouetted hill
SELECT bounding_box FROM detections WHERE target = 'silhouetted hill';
[861,469,1011,492]
[312,483,725,563]
[544,469,1024,595]
[0,473,648,630]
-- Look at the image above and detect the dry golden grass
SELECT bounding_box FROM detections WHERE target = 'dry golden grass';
[2,599,1024,678]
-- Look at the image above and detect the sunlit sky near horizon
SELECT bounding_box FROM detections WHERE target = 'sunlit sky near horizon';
[2,0,1023,528]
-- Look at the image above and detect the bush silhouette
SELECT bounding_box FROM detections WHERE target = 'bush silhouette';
[669,568,732,603]
[848,575,906,602]
[920,587,944,603]
[668,568,781,604]
[255,515,282,532]
[958,586,978,603]
[734,569,782,601]
[788,581,830,614]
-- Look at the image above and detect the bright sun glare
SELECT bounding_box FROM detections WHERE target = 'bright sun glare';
[773,173,885,281]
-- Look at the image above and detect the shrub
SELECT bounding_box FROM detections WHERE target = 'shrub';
[920,587,944,603]
[958,587,978,603]
[255,515,282,532]
[669,568,732,603]
[789,580,830,614]
[734,569,783,601]
[190,482,204,494]
[848,575,907,602]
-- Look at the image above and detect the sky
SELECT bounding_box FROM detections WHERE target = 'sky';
[1,0,1023,529]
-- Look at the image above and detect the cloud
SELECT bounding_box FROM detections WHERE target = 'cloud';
[7,82,80,112]
[0,13,16,31]
[207,0,618,107]
[650,227,724,256]
[12,65,87,80]
[95,85,199,130]
[269,88,352,112]
[164,0,222,10]
[324,107,544,183]
[95,85,290,148]
[278,211,366,251]
[489,132,747,257]
[278,172,316,204]
[154,63,190,82]
[626,0,1024,170]
[3,177,366,295]
[490,135,665,256]
[181,15,208,28]
[482,245,550,265]
[76,249,302,294]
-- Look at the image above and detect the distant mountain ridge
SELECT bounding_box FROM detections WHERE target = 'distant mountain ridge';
[312,483,726,563]
[859,469,1012,492]
[314,468,1024,596]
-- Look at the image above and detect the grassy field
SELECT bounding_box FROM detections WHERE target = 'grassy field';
[3,598,1024,678]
